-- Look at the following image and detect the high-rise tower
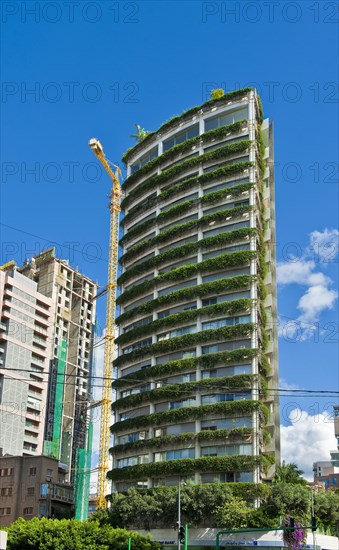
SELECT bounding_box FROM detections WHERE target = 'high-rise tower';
[19,248,97,518]
[109,88,280,492]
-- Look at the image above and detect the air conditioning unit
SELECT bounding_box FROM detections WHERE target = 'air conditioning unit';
[139,432,146,440]
[154,429,163,438]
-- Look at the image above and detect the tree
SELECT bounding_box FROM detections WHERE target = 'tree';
[314,490,339,536]
[130,124,150,142]
[210,89,225,100]
[267,483,311,517]
[6,517,160,550]
[273,462,307,485]
[215,495,251,529]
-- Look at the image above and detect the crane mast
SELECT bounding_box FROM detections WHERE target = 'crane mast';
[88,138,122,508]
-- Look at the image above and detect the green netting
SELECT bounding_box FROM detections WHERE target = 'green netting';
[43,340,67,459]
[74,448,86,520]
[74,417,93,520]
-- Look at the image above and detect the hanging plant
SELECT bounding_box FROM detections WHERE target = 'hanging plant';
[282,516,307,550]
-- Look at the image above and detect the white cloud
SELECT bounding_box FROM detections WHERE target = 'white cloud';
[309,228,339,263]
[281,409,337,480]
[277,259,315,286]
[297,284,337,322]
[279,378,300,391]
[277,228,338,340]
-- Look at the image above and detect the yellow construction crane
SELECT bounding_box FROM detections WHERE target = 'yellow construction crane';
[88,138,123,508]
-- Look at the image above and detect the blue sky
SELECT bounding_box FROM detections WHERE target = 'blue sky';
[1,0,338,476]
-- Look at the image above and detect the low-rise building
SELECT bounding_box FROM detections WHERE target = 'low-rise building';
[0,454,73,527]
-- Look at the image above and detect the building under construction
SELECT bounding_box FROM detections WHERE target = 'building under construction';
[0,249,97,520]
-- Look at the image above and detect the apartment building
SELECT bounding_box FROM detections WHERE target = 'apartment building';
[109,88,280,492]
[0,268,54,457]
[20,248,97,518]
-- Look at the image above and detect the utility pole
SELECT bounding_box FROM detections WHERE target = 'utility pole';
[178,479,181,550]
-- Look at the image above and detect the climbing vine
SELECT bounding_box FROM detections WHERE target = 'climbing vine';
[113,348,258,389]
[118,226,256,286]
[111,399,268,433]
[115,322,255,367]
[118,249,255,306]
[113,374,255,410]
[116,274,254,325]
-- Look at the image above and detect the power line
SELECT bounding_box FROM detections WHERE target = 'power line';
[1,369,338,398]
[0,222,110,265]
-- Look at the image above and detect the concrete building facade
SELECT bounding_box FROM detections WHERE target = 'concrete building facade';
[0,269,54,457]
[0,454,73,527]
[19,248,97,518]
[109,88,280,492]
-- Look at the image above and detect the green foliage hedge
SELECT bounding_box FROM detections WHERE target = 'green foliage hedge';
[111,399,267,433]
[160,161,253,203]
[116,274,254,325]
[122,139,251,208]
[121,179,254,246]
[113,374,255,410]
[123,175,253,228]
[121,203,253,265]
[116,298,252,345]
[115,322,255,367]
[113,348,259,389]
[108,455,263,481]
[122,87,252,163]
[118,226,256,285]
[118,249,255,305]
[111,427,253,455]
[5,517,160,550]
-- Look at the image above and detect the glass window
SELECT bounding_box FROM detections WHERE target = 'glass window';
[163,124,199,152]
[203,177,249,195]
[122,338,152,355]
[169,397,196,409]
[158,325,195,341]
[202,315,251,330]
[205,107,248,132]
[131,147,158,174]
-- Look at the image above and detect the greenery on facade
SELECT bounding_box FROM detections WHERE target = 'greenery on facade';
[108,455,263,481]
[121,87,253,163]
[122,139,251,207]
[113,348,259,389]
[111,399,268,433]
[112,427,253,454]
[123,178,253,232]
[115,322,255,367]
[123,158,252,224]
[121,201,253,265]
[113,374,255,410]
[121,180,255,246]
[160,161,253,203]
[5,517,160,550]
[118,249,255,305]
[116,274,254,325]
[116,298,252,345]
[118,226,256,285]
